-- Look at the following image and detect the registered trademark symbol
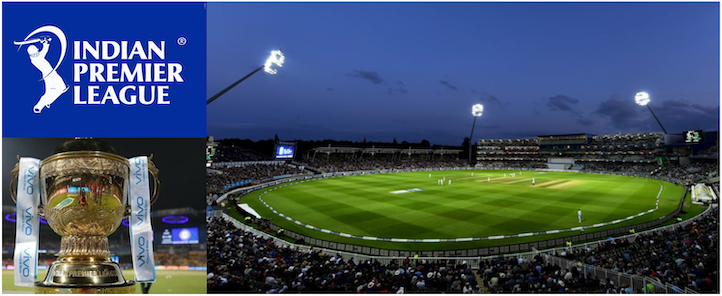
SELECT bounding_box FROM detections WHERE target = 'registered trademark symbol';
[177,36,187,46]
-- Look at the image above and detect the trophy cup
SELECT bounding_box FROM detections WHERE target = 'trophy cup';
[10,139,159,293]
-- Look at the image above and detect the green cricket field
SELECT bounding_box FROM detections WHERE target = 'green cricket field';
[235,170,695,250]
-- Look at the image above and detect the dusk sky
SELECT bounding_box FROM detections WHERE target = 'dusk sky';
[207,2,719,146]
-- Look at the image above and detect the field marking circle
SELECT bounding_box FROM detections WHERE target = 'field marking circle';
[255,173,664,243]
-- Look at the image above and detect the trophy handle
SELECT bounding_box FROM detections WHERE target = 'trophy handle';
[9,161,19,203]
[148,155,160,205]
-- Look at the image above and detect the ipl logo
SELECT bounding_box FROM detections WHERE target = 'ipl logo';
[14,25,68,114]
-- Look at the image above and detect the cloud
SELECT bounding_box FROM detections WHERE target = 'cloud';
[439,80,458,90]
[653,99,718,132]
[594,96,719,133]
[546,95,580,113]
[593,95,647,130]
[347,70,384,84]
[480,94,503,109]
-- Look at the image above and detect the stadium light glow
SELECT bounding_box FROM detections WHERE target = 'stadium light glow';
[635,92,650,106]
[472,104,484,117]
[161,215,189,224]
[264,50,285,75]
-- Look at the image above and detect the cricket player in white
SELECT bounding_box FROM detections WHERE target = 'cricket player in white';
[532,178,535,186]
[578,209,582,223]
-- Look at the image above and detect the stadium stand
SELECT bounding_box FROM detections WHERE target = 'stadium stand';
[207,133,718,293]
[559,206,719,293]
[207,162,309,194]
[303,153,465,173]
[207,217,481,293]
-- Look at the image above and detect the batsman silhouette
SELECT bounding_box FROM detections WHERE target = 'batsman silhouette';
[27,37,68,114]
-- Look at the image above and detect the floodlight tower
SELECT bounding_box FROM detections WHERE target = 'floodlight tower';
[207,50,285,105]
[635,92,668,134]
[468,104,484,166]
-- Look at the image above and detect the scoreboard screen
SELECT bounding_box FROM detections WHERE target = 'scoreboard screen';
[275,142,296,159]
[684,130,704,143]
[161,227,200,244]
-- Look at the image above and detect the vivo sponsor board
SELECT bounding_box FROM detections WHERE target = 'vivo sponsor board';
[3,3,206,137]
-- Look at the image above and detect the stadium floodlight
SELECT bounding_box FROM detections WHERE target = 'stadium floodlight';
[207,49,285,105]
[468,104,484,166]
[472,103,484,117]
[635,92,650,106]
[635,92,668,134]
[264,50,285,74]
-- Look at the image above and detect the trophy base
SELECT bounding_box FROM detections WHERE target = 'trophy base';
[35,282,136,294]
[35,257,136,294]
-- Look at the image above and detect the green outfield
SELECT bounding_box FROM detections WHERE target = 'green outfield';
[236,170,691,250]
[2,270,206,294]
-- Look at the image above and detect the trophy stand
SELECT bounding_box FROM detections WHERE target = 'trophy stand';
[34,236,135,294]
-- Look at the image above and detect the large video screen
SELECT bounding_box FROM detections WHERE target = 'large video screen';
[684,130,704,143]
[275,143,296,159]
[160,227,199,244]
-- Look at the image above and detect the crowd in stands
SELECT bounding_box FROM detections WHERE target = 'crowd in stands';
[207,164,308,193]
[654,162,719,185]
[588,133,663,148]
[207,217,481,293]
[478,254,609,293]
[155,251,206,267]
[302,154,467,173]
[696,145,719,157]
[558,207,718,293]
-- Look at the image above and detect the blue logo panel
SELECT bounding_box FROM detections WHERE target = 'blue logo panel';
[2,3,206,137]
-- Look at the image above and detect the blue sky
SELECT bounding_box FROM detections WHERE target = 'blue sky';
[207,2,719,146]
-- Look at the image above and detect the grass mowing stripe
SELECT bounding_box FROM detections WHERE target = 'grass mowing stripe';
[243,170,687,250]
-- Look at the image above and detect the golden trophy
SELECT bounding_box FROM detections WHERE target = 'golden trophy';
[10,139,159,293]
